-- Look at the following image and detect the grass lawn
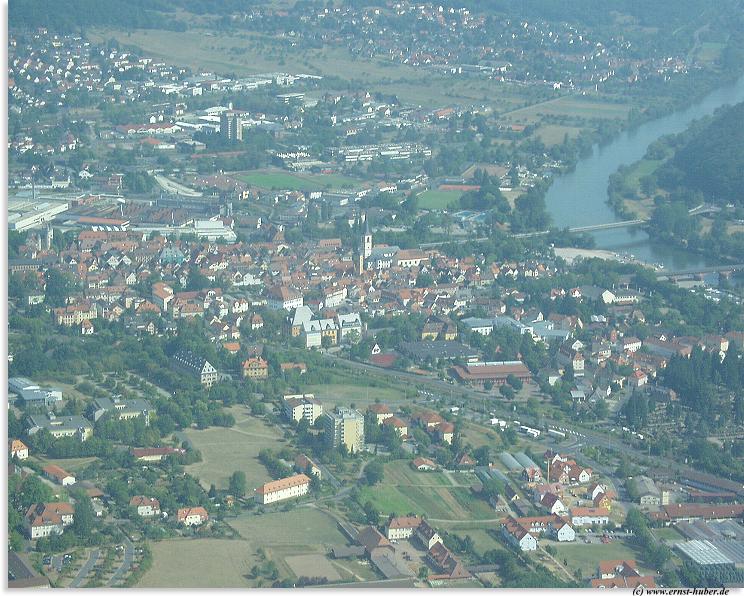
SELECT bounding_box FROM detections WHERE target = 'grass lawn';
[653,527,685,543]
[228,508,349,581]
[697,42,724,63]
[183,406,288,491]
[139,538,255,588]
[141,509,349,587]
[417,190,462,210]
[237,170,360,191]
[383,460,453,487]
[554,540,647,578]
[625,158,664,189]
[357,482,494,521]
[88,27,425,90]
[231,508,346,547]
[503,95,630,122]
[533,124,582,146]
[434,523,506,556]
[34,456,98,473]
[459,421,505,450]
[304,382,408,410]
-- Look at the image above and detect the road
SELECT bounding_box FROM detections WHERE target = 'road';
[323,353,706,482]
[108,535,134,586]
[69,548,99,588]
[153,174,203,197]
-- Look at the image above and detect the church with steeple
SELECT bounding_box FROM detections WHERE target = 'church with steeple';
[355,211,373,274]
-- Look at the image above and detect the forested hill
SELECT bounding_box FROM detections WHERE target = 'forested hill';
[657,101,744,207]
[9,0,187,33]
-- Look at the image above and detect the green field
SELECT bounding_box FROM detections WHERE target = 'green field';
[183,406,288,491]
[533,124,583,146]
[305,382,409,410]
[382,460,453,487]
[230,508,346,547]
[237,170,360,191]
[141,509,349,587]
[653,526,685,543]
[35,456,99,473]
[459,421,506,450]
[625,158,664,189]
[503,95,631,123]
[88,27,424,84]
[87,28,564,112]
[140,538,256,588]
[417,190,462,210]
[358,462,494,521]
[697,42,724,63]
[554,540,647,578]
[229,508,350,581]
[435,523,507,556]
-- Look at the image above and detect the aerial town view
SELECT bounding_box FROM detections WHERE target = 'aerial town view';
[6,0,744,590]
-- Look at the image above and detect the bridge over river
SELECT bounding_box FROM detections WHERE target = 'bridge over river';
[418,204,718,248]
[657,263,744,280]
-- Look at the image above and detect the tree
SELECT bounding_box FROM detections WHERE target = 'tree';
[44,269,75,307]
[363,500,379,525]
[186,271,210,291]
[364,461,384,486]
[229,470,246,497]
[72,495,96,538]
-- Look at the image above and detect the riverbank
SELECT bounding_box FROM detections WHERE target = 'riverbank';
[553,247,650,268]
[544,73,744,272]
[604,100,744,265]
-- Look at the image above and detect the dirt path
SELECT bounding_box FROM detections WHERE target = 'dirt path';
[540,545,576,583]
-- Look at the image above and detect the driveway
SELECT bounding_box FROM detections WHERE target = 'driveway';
[108,535,134,586]
[69,549,99,588]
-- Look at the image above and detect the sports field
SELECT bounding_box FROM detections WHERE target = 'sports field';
[237,170,360,191]
[417,190,462,210]
[183,406,288,491]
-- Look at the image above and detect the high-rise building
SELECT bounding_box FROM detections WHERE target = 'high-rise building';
[220,111,243,141]
[323,408,365,453]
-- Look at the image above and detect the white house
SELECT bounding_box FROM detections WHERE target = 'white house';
[502,519,538,552]
[255,474,310,505]
[9,439,29,460]
[130,496,161,517]
[267,286,303,311]
[570,507,609,527]
[552,520,576,542]
[177,507,209,526]
[386,515,422,540]
[336,312,363,342]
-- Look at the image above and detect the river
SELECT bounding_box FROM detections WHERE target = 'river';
[545,74,744,272]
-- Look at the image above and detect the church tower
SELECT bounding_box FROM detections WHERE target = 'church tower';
[361,211,372,259]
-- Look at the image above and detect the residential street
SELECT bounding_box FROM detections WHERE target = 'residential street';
[108,535,134,586]
[69,548,99,588]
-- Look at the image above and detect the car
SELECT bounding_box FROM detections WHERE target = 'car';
[42,556,52,565]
